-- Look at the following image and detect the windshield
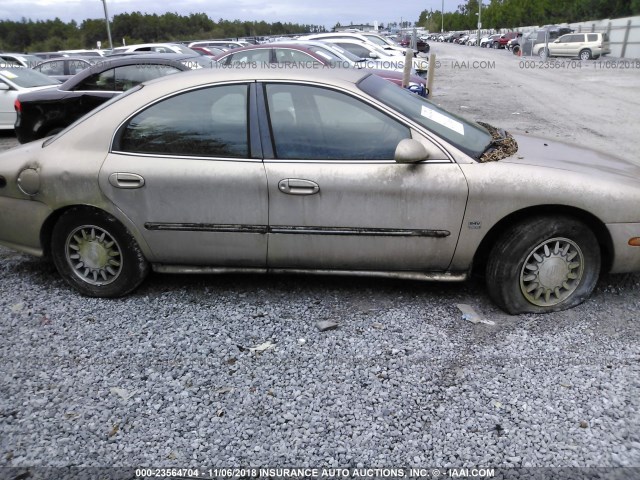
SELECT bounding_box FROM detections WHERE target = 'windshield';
[0,54,43,68]
[359,74,492,159]
[323,44,361,62]
[363,35,387,46]
[180,56,214,69]
[307,45,356,65]
[0,67,60,87]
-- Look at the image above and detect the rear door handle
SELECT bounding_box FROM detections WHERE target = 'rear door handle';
[109,172,145,189]
[278,178,319,195]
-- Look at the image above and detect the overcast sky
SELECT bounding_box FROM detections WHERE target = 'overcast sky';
[0,0,450,28]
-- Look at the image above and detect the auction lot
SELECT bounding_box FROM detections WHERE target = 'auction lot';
[1,42,640,469]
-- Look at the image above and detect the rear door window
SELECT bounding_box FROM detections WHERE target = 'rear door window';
[76,69,115,91]
[116,84,250,158]
[113,64,182,91]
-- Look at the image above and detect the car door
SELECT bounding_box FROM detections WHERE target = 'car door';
[0,78,18,128]
[568,34,585,57]
[99,82,269,266]
[260,82,468,271]
[551,34,571,56]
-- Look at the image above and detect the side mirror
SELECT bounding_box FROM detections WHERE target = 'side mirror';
[554,39,560,43]
[394,138,429,164]
[369,51,379,59]
[0,83,10,91]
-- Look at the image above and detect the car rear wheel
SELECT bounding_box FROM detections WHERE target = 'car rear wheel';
[538,48,548,59]
[51,208,150,297]
[579,49,592,60]
[486,216,601,314]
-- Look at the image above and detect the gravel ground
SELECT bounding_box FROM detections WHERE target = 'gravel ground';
[1,45,640,470]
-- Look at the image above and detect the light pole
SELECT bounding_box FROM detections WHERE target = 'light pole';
[477,1,482,45]
[100,0,113,50]
[441,0,444,33]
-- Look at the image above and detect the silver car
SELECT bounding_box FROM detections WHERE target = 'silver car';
[1,68,639,314]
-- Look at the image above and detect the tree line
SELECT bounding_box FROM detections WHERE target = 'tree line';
[0,12,327,53]
[419,0,640,33]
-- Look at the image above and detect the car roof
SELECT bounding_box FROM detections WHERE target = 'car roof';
[212,43,322,61]
[37,56,96,64]
[59,54,194,90]
[144,65,369,92]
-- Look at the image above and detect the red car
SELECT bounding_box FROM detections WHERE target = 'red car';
[496,32,520,49]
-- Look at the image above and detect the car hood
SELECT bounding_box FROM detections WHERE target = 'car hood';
[502,133,640,183]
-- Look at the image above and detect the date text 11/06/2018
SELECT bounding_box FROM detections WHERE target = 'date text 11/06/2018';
[135,467,497,479]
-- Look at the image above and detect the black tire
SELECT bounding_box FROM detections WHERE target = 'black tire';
[51,208,150,297]
[512,45,520,55]
[485,216,601,314]
[538,48,548,59]
[579,49,592,60]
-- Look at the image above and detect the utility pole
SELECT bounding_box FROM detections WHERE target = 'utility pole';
[100,0,114,50]
[441,0,444,33]
[477,0,482,45]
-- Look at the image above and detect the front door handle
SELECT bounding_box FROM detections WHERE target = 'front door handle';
[278,178,319,196]
[109,172,145,189]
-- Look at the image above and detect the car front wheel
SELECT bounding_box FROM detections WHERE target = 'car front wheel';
[51,208,150,297]
[486,216,601,314]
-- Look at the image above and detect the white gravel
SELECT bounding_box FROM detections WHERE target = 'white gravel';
[2,44,640,469]
[1,245,639,468]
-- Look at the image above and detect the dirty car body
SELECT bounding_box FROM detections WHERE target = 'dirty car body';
[1,68,640,314]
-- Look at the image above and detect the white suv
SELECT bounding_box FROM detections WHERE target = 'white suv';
[541,32,610,60]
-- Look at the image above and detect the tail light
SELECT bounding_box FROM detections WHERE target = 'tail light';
[14,99,21,113]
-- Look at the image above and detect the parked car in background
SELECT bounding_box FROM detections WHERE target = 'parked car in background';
[519,27,574,56]
[0,67,59,129]
[0,53,43,68]
[32,52,66,60]
[14,54,198,143]
[2,68,639,315]
[190,46,226,57]
[397,35,429,53]
[540,32,610,60]
[480,34,500,48]
[109,43,200,55]
[447,32,465,43]
[58,49,106,57]
[494,32,519,49]
[300,32,418,57]
[212,42,427,96]
[506,33,523,50]
[32,57,97,82]
[188,40,249,50]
